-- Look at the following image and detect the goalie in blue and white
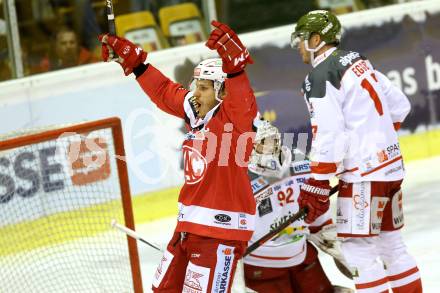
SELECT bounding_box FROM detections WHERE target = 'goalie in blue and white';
[243,118,353,293]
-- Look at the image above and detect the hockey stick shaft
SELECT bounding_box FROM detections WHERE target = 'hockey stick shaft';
[105,0,116,35]
[111,220,163,252]
[244,184,339,257]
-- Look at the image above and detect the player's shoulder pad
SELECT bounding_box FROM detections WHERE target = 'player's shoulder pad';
[302,49,367,100]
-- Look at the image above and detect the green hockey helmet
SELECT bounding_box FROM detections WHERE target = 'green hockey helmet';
[291,10,342,49]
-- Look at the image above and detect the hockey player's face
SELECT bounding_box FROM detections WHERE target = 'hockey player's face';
[297,34,322,64]
[298,39,311,64]
[254,137,280,155]
[193,80,218,118]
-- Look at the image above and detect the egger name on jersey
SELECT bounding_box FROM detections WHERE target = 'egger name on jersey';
[244,172,311,268]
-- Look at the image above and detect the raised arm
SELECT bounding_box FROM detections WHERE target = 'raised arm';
[205,20,256,132]
[135,64,187,118]
[98,34,186,119]
[222,72,257,133]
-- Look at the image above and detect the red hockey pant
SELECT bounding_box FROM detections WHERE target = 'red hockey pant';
[152,232,246,293]
[244,242,333,293]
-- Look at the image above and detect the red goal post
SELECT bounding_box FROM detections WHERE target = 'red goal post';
[0,117,143,293]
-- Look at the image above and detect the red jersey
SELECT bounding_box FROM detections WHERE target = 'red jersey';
[137,65,257,241]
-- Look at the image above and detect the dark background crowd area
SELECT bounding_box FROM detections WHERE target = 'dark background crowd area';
[0,0,409,81]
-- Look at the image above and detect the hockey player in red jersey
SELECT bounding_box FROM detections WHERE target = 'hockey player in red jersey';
[243,118,353,293]
[291,10,422,293]
[98,20,257,292]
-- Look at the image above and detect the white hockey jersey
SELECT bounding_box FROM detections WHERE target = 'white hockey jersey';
[244,158,331,268]
[302,47,411,182]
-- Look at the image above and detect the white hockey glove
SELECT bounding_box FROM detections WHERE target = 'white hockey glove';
[308,223,354,279]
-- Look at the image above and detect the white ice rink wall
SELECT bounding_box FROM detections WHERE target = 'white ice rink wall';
[0,0,439,196]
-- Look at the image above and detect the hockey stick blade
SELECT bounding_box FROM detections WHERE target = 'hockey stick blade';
[244,184,339,257]
[111,219,163,252]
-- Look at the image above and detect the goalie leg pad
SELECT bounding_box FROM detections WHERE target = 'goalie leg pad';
[289,243,333,293]
[244,264,293,293]
[244,244,333,293]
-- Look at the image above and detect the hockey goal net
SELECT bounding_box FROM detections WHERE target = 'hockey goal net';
[0,117,143,292]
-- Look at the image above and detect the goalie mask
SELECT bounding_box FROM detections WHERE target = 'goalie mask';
[249,118,291,178]
[191,58,227,102]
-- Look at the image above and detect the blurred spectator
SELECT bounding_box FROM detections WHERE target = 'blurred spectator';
[130,0,153,12]
[38,26,97,72]
[50,0,101,51]
[129,0,191,14]
[0,54,11,81]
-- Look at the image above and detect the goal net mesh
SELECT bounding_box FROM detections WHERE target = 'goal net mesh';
[0,119,140,292]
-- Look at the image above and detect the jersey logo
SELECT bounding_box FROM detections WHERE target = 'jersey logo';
[254,187,273,206]
[214,214,232,224]
[292,162,311,174]
[258,198,273,217]
[185,130,206,141]
[184,269,203,291]
[251,176,269,194]
[353,194,369,210]
[304,76,311,92]
[183,146,207,184]
[238,213,248,230]
[339,51,360,66]
[233,50,249,66]
[155,256,167,278]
